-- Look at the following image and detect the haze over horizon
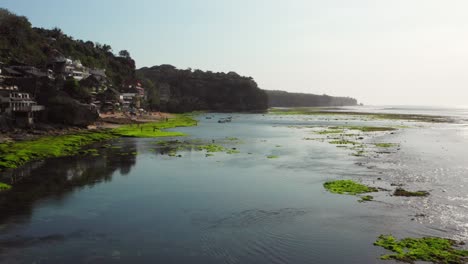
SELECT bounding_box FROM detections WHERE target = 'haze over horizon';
[2,0,468,106]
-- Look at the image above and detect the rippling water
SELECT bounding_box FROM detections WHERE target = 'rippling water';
[0,109,467,263]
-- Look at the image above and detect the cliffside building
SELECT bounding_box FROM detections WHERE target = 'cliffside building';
[0,86,44,127]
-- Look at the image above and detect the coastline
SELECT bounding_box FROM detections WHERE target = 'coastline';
[0,113,197,175]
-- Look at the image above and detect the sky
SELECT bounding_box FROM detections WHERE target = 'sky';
[2,0,468,106]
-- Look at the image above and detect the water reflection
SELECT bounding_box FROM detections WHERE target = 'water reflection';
[0,139,137,225]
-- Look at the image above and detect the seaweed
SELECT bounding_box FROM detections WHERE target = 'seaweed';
[359,195,374,203]
[374,235,468,263]
[329,140,358,145]
[374,143,399,148]
[112,114,197,138]
[0,132,116,171]
[268,108,453,123]
[323,180,377,195]
[0,182,12,191]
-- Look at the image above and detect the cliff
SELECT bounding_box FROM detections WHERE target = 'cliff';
[265,90,358,107]
[136,65,268,112]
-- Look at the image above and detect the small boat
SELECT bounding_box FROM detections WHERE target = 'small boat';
[218,117,232,123]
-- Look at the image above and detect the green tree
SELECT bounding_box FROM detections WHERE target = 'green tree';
[119,50,131,59]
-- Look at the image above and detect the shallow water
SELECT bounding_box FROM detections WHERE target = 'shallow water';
[0,112,467,263]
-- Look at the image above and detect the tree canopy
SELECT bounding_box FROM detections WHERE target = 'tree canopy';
[0,8,135,87]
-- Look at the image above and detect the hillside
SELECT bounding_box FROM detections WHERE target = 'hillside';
[0,8,135,86]
[265,90,358,107]
[137,65,268,112]
[0,8,356,117]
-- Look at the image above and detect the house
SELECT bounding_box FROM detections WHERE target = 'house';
[121,81,145,109]
[0,64,52,98]
[80,74,107,95]
[8,66,50,79]
[2,67,23,78]
[49,57,90,80]
[0,86,45,127]
[95,88,122,112]
[89,68,107,80]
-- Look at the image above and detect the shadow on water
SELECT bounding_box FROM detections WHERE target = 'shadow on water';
[0,139,138,227]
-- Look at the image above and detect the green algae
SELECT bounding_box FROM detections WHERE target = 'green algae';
[267,155,279,159]
[156,139,241,157]
[324,180,377,195]
[0,132,116,171]
[112,114,197,138]
[374,235,468,263]
[226,149,240,154]
[0,182,11,191]
[0,115,198,172]
[359,195,374,203]
[344,126,397,132]
[316,129,345,135]
[197,144,226,153]
[268,108,452,123]
[329,140,359,145]
[394,188,430,197]
[303,138,325,142]
[351,150,366,157]
[375,143,399,148]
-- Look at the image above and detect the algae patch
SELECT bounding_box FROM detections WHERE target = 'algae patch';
[155,139,241,157]
[324,180,377,195]
[374,143,399,148]
[329,140,359,145]
[112,114,197,138]
[269,108,452,123]
[0,132,116,171]
[0,182,12,191]
[267,155,279,159]
[344,126,397,132]
[394,188,430,197]
[359,195,374,203]
[374,235,468,263]
[316,129,345,135]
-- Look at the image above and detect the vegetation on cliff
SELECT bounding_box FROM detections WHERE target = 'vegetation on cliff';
[0,8,135,86]
[137,65,268,112]
[265,90,358,107]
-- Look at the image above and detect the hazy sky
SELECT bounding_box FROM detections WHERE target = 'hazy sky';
[2,0,468,106]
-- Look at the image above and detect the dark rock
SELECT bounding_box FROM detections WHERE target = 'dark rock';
[393,188,429,197]
[45,94,98,127]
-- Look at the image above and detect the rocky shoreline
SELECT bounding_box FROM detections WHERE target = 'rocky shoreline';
[0,111,173,143]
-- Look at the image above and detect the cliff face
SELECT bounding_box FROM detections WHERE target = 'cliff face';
[265,90,358,107]
[137,65,268,113]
